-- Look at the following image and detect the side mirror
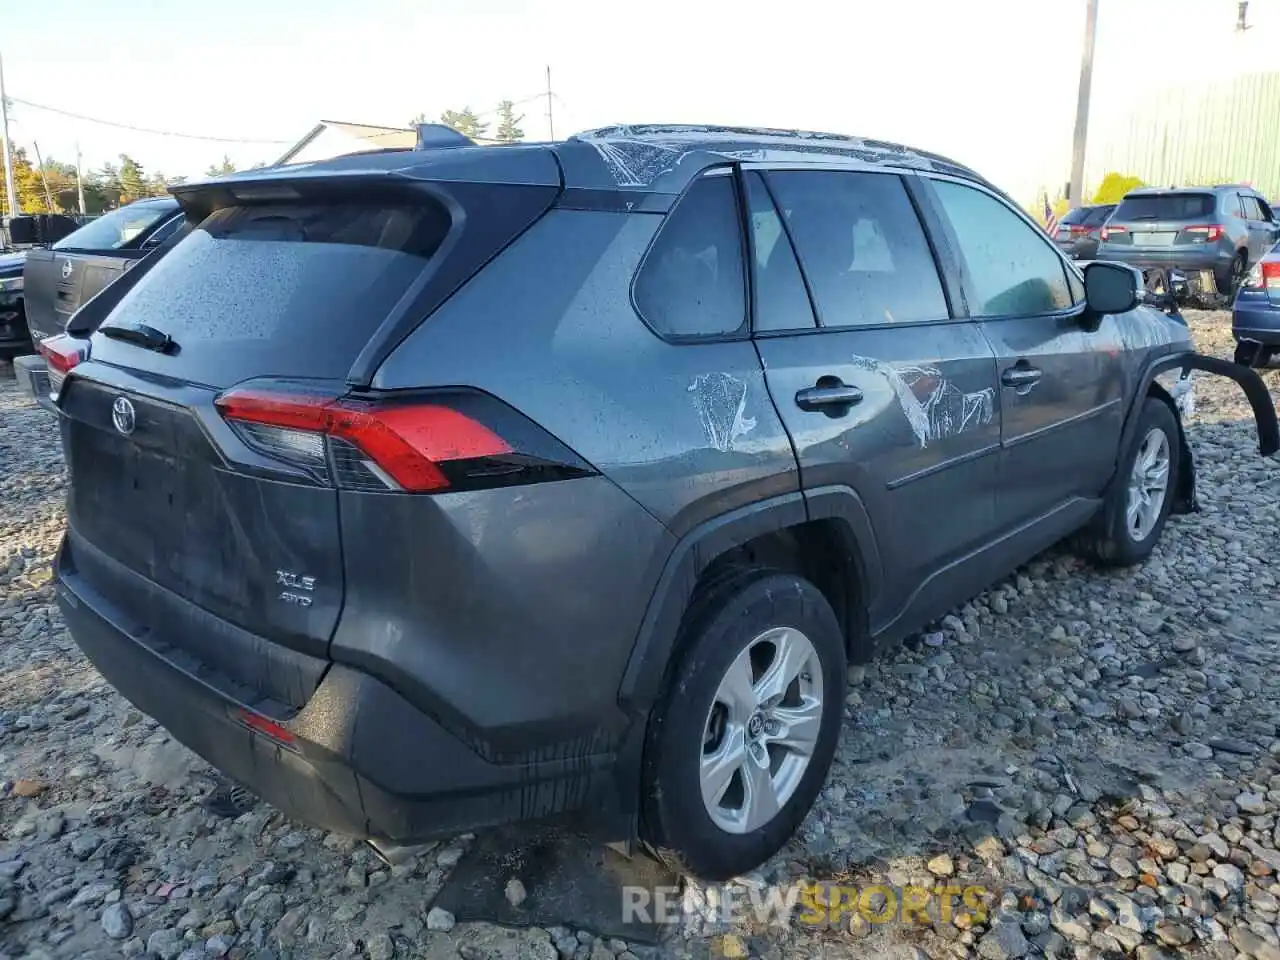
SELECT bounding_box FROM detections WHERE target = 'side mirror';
[1083,261,1142,317]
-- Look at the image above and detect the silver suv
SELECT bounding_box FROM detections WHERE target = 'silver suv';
[1096,185,1280,297]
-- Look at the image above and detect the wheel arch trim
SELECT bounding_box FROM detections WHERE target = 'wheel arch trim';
[617,487,881,712]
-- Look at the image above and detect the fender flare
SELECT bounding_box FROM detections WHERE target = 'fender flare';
[1125,351,1278,458]
[1113,351,1278,512]
[616,487,881,712]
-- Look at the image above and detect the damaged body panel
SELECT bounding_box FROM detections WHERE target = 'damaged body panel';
[53,124,1280,873]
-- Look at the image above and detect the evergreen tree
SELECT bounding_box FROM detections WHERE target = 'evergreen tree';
[494,101,525,143]
[439,108,488,141]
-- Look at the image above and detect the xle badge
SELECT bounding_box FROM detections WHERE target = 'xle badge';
[276,570,316,608]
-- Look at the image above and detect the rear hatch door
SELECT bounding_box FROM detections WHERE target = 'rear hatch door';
[59,156,561,699]
[23,248,84,343]
[1111,192,1218,248]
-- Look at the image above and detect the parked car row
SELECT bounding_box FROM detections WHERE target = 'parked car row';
[1054,185,1280,300]
[35,123,1279,880]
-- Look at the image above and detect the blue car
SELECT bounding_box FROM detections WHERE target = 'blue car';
[1233,241,1280,367]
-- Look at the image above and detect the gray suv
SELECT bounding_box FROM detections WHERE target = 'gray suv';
[49,125,1279,881]
[1097,184,1280,296]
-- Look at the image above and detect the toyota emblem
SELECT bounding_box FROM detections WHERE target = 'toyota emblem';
[111,397,136,436]
[61,259,73,280]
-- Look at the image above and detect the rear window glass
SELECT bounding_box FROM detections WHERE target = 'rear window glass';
[1060,208,1091,225]
[634,175,746,338]
[1114,194,1214,221]
[1085,205,1115,225]
[95,201,450,382]
[53,201,179,251]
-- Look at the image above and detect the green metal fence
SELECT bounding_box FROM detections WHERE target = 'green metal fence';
[1087,71,1280,199]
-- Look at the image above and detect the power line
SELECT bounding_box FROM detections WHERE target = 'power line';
[471,92,548,120]
[6,96,292,144]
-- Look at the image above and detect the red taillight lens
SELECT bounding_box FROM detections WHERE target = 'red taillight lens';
[1183,224,1225,242]
[215,388,511,493]
[1100,225,1126,241]
[1068,224,1090,235]
[38,334,88,374]
[1263,262,1280,290]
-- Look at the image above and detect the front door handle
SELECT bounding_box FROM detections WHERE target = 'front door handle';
[1001,365,1043,389]
[795,380,864,412]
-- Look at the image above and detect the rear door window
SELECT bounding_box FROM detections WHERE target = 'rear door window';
[931,179,1074,316]
[633,174,746,339]
[1113,193,1215,221]
[1241,195,1265,221]
[743,172,815,332]
[765,170,948,327]
[94,200,451,383]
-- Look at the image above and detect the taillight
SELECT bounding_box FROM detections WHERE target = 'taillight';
[1100,225,1126,241]
[1256,261,1280,291]
[1068,224,1090,235]
[214,383,593,494]
[1183,224,1225,242]
[38,334,90,399]
[39,334,87,374]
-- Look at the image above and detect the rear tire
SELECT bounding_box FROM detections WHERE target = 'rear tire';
[1081,397,1181,568]
[640,569,845,881]
[1218,251,1248,295]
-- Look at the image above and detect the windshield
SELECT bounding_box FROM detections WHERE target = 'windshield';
[52,201,179,251]
[1114,194,1215,221]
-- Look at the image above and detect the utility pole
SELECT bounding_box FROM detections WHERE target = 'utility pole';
[0,52,18,218]
[545,65,555,141]
[1068,0,1099,207]
[75,143,86,215]
[31,140,54,211]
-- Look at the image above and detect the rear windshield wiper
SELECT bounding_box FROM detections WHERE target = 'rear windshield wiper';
[99,321,178,354]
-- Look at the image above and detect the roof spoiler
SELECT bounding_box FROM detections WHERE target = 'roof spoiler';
[415,124,474,150]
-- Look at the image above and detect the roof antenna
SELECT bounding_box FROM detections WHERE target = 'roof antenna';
[414,124,475,150]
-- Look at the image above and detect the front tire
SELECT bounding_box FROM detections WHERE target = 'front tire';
[640,570,845,880]
[1082,397,1181,567]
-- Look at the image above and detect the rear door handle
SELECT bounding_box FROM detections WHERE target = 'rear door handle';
[1001,365,1043,388]
[795,381,864,412]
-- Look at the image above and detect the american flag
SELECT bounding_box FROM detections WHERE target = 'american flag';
[1043,195,1060,237]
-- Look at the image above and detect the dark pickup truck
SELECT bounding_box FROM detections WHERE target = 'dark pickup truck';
[18,197,183,402]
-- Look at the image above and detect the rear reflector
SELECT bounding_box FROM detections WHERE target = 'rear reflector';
[215,386,523,493]
[234,708,297,747]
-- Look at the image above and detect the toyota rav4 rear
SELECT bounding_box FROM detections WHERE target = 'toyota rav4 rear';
[53,143,666,849]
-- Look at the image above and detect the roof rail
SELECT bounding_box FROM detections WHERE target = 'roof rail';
[414,124,475,150]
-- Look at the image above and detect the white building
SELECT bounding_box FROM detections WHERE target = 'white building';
[276,121,417,166]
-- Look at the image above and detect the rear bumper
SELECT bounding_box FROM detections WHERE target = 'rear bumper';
[56,535,629,844]
[1096,247,1231,274]
[13,354,56,412]
[1053,238,1099,260]
[1233,300,1280,346]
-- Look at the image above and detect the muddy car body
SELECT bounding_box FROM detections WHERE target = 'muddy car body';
[50,124,1279,880]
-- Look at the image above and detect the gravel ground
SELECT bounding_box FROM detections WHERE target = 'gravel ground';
[0,310,1277,960]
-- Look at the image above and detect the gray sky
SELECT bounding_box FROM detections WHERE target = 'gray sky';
[3,0,1275,202]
